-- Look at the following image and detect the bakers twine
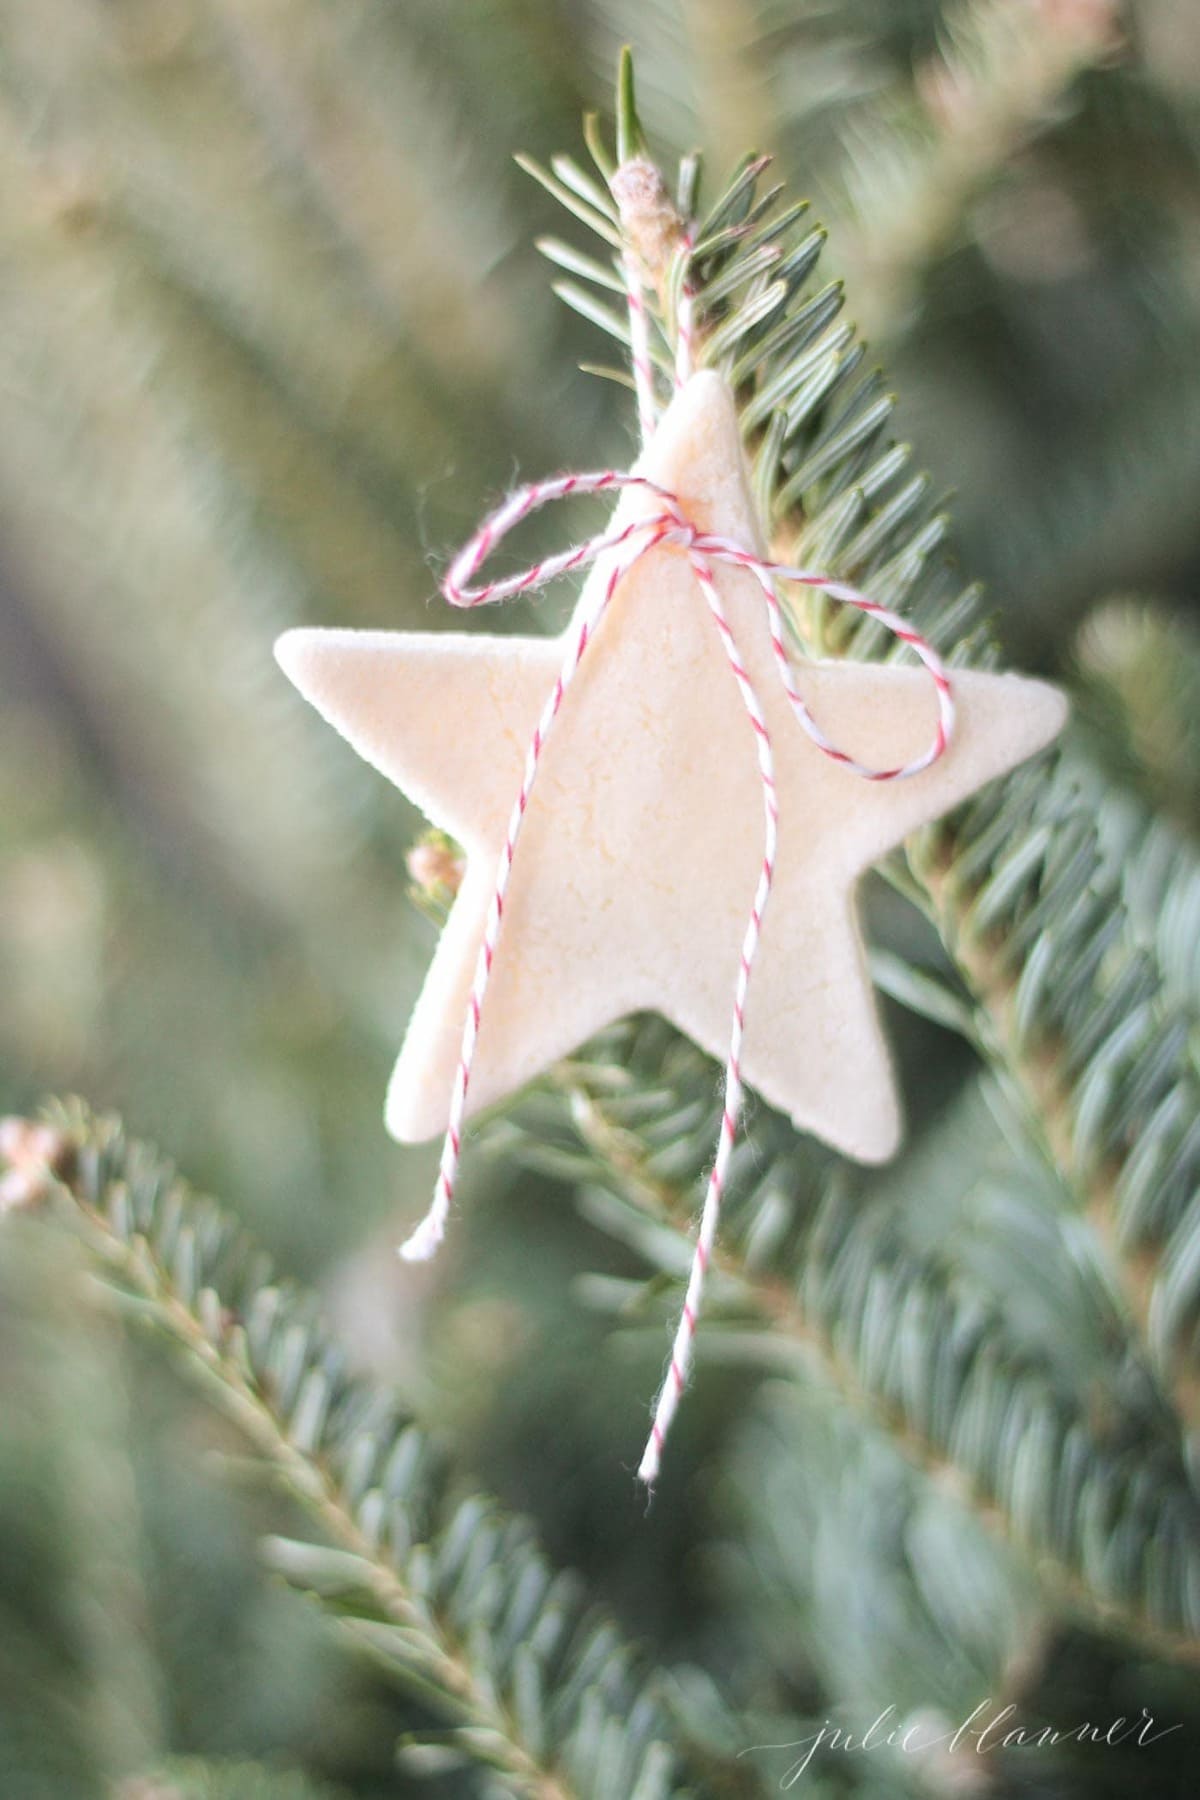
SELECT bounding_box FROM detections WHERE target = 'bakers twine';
[399,213,953,1486]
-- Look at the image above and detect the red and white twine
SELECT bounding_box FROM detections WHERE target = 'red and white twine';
[399,211,952,1484]
[624,251,659,443]
[674,228,697,389]
[398,461,954,1485]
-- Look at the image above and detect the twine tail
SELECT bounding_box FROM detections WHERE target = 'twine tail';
[399,523,669,1265]
[638,552,780,1485]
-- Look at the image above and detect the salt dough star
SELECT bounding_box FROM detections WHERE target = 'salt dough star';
[276,372,1066,1164]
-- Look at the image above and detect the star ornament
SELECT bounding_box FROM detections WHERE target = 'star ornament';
[276,372,1066,1167]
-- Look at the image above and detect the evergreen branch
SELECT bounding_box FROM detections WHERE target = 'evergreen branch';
[502,1033,1200,1665]
[724,1372,1056,1754]
[536,91,1200,1442]
[14,1102,744,1800]
[908,754,1200,1433]
[0,1206,161,1791]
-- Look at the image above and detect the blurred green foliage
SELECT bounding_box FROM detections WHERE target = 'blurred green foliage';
[3,1,1200,1796]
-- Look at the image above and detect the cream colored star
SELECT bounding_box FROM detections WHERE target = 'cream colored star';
[276,373,1066,1164]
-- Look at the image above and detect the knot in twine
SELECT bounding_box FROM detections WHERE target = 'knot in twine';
[398,461,954,1486]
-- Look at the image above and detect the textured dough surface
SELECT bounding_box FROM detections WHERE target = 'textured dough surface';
[276,372,1067,1162]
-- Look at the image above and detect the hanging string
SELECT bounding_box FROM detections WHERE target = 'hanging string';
[398,460,954,1484]
[620,201,695,443]
[674,227,697,390]
[624,252,659,443]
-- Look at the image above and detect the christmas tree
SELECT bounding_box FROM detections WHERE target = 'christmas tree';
[2,6,1199,1797]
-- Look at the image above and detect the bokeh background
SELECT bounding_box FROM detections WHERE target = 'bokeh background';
[2,1,1200,1796]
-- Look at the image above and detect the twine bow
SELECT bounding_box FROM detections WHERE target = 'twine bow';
[397,454,954,1485]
